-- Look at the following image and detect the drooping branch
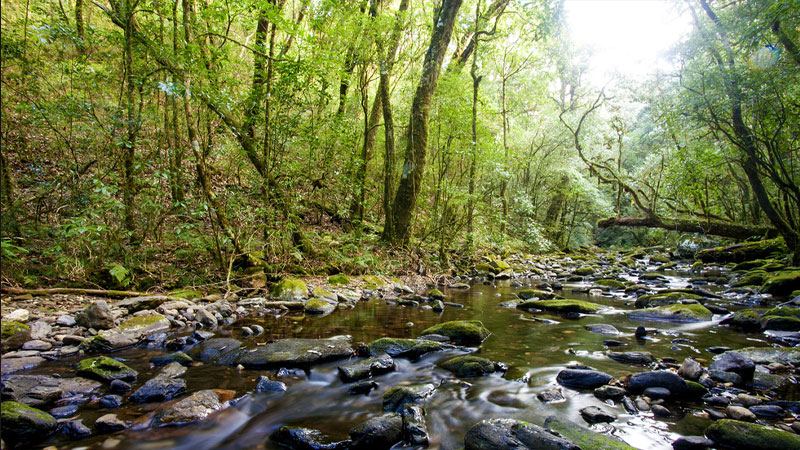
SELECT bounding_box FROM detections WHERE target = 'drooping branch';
[597,216,775,240]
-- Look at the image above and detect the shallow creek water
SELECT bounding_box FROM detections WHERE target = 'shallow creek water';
[25,263,784,450]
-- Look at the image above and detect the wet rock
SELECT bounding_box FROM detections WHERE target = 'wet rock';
[1,356,46,375]
[545,416,636,450]
[189,338,243,365]
[710,352,756,382]
[735,347,800,366]
[432,300,445,312]
[464,418,579,450]
[49,404,79,418]
[28,321,51,341]
[150,352,193,367]
[337,354,395,382]
[271,278,308,301]
[761,270,800,297]
[604,339,627,347]
[538,388,565,403]
[130,362,187,403]
[63,419,92,438]
[153,389,230,426]
[348,380,378,395]
[672,436,714,450]
[580,405,616,424]
[517,289,556,300]
[75,300,115,330]
[76,356,137,382]
[236,337,353,369]
[382,383,435,412]
[705,419,800,450]
[761,316,800,331]
[94,413,128,432]
[0,401,58,445]
[644,387,672,399]
[349,413,403,449]
[255,376,287,393]
[270,426,350,450]
[726,405,757,422]
[709,370,742,385]
[305,298,336,315]
[517,299,603,314]
[402,404,429,446]
[679,358,704,381]
[78,330,137,353]
[419,320,490,346]
[628,304,713,323]
[439,355,498,377]
[556,368,613,389]
[195,307,218,327]
[367,337,443,359]
[651,404,672,417]
[1,321,30,353]
[635,326,647,339]
[729,309,764,330]
[110,379,132,393]
[749,405,785,419]
[21,339,51,351]
[594,385,626,400]
[627,370,687,395]
[585,324,620,335]
[607,351,656,366]
[635,292,701,309]
[2,374,101,407]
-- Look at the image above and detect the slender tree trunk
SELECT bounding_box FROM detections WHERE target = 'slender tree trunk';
[75,0,85,48]
[466,0,482,249]
[350,82,382,223]
[263,6,278,251]
[122,0,137,235]
[389,0,464,244]
[499,75,508,235]
[336,0,372,116]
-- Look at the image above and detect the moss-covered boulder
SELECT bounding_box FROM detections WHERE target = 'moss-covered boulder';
[628,303,713,323]
[76,356,138,382]
[420,320,490,346]
[465,418,579,450]
[1,321,30,353]
[304,298,336,315]
[517,299,603,314]
[382,383,435,412]
[634,292,701,309]
[761,270,800,297]
[735,347,800,366]
[729,309,765,331]
[327,274,350,286]
[733,270,769,287]
[439,356,498,377]
[761,315,800,331]
[596,279,626,289]
[517,289,556,300]
[362,275,386,289]
[574,266,594,276]
[545,416,636,450]
[705,419,800,450]
[270,278,308,301]
[118,314,170,336]
[427,289,445,300]
[697,239,788,263]
[235,337,353,369]
[367,338,443,359]
[489,259,511,273]
[0,401,58,445]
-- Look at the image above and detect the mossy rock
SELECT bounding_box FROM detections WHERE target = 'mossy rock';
[76,356,138,382]
[545,416,636,450]
[427,289,445,300]
[761,270,800,297]
[640,272,665,280]
[474,263,495,274]
[735,347,800,366]
[628,303,713,323]
[78,334,114,353]
[761,315,800,331]
[596,279,626,289]
[517,289,556,300]
[438,355,497,377]
[150,352,194,366]
[733,270,768,287]
[657,262,677,271]
[733,259,771,271]
[705,419,800,450]
[489,259,511,272]
[271,278,308,301]
[367,338,443,359]
[682,380,708,400]
[118,314,170,334]
[168,289,203,299]
[691,261,704,272]
[0,401,58,445]
[517,299,603,314]
[634,292,701,309]
[312,287,338,302]
[305,298,336,315]
[697,238,788,264]
[362,275,386,289]
[730,309,765,330]
[327,274,350,286]
[650,254,671,264]
[1,321,30,353]
[420,320,490,346]
[574,266,594,276]
[761,262,786,272]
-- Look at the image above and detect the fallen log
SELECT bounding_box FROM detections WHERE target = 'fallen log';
[597,216,775,240]
[1,287,148,298]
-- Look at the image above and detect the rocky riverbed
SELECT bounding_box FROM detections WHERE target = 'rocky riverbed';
[2,241,800,450]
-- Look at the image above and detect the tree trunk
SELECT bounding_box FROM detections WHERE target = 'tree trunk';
[122,0,137,236]
[75,0,85,47]
[597,216,775,240]
[466,0,482,249]
[389,0,464,244]
[350,86,382,223]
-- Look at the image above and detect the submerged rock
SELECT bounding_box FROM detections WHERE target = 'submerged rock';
[585,324,620,335]
[464,418,579,450]
[0,401,58,445]
[419,320,490,346]
[270,426,350,450]
[628,303,713,323]
[517,299,603,314]
[337,354,395,382]
[189,338,243,365]
[579,405,617,424]
[710,352,756,382]
[556,368,613,389]
[349,413,403,450]
[545,416,636,450]
[367,337,443,359]
[607,351,656,366]
[705,419,800,450]
[382,383,435,412]
[130,362,187,403]
[236,337,353,369]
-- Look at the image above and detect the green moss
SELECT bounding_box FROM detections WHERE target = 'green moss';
[327,274,350,286]
[517,299,603,314]
[118,314,168,330]
[304,298,335,315]
[733,270,768,287]
[438,355,496,377]
[1,321,30,339]
[650,254,671,264]
[691,261,704,272]
[76,356,138,382]
[763,306,800,318]
[0,401,58,443]
[760,315,800,331]
[78,334,112,353]
[731,309,765,330]
[546,417,636,450]
[682,380,708,400]
[367,338,442,359]
[362,275,386,289]
[705,419,800,450]
[517,289,556,300]
[629,303,712,323]
[474,263,494,274]
[270,278,308,300]
[640,272,664,280]
[168,289,202,299]
[634,292,701,308]
[490,259,511,272]
[1,321,30,352]
[761,270,800,297]
[656,262,677,271]
[420,320,490,346]
[312,287,337,301]
[427,289,445,300]
[574,266,594,276]
[596,279,626,289]
[732,259,770,271]
[697,238,788,263]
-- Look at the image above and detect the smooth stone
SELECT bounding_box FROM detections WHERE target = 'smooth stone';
[651,404,672,417]
[604,339,627,347]
[29,321,52,341]
[21,340,52,351]
[556,369,613,389]
[643,387,672,399]
[709,370,742,385]
[1,356,46,375]
[93,413,128,432]
[706,419,800,450]
[635,326,647,338]
[464,418,579,450]
[672,436,714,450]
[580,406,616,424]
[585,324,620,335]
[607,351,656,366]
[236,337,353,369]
[594,385,626,400]
[707,346,731,354]
[537,388,565,403]
[726,405,757,422]
[75,301,115,330]
[349,413,403,450]
[153,389,230,426]
[56,315,77,326]
[367,338,443,359]
[99,395,123,409]
[749,405,785,419]
[710,351,756,382]
[348,380,379,395]
[627,370,687,395]
[49,404,79,418]
[678,358,704,381]
[270,426,349,450]
[130,363,187,403]
[110,380,132,393]
[63,419,92,438]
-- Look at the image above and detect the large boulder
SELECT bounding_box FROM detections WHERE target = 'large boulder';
[705,419,800,450]
[464,418,579,450]
[305,298,336,315]
[117,314,171,336]
[349,413,403,450]
[76,356,138,383]
[270,426,350,450]
[0,401,58,446]
[545,416,636,450]
[628,304,713,323]
[439,355,499,377]
[188,338,243,365]
[271,278,308,301]
[75,300,116,330]
[419,321,490,346]
[761,270,800,297]
[130,362,187,403]
[367,338,443,359]
[153,389,233,426]
[697,239,788,264]
[236,337,353,369]
[1,374,101,406]
[626,370,687,395]
[517,299,603,314]
[556,369,613,389]
[710,352,756,382]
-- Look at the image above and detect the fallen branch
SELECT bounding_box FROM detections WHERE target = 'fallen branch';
[1,287,149,298]
[597,216,775,240]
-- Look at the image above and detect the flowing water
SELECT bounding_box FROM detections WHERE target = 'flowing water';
[23,264,781,450]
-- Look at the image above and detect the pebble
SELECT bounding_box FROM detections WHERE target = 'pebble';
[49,404,80,418]
[110,380,132,393]
[5,308,30,322]
[22,339,53,351]
[726,405,756,422]
[651,404,672,417]
[100,395,123,409]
